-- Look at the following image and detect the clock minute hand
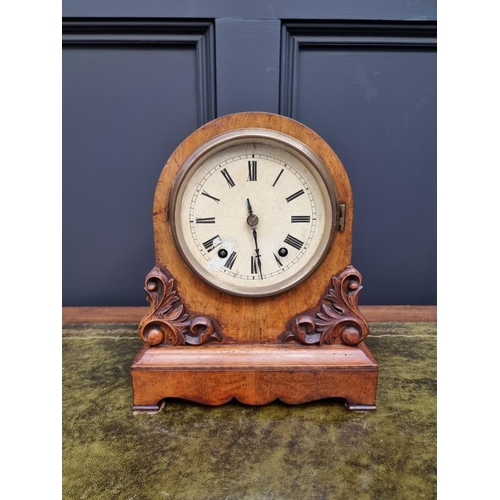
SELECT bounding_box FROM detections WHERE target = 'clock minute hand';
[252,228,263,280]
[246,199,262,279]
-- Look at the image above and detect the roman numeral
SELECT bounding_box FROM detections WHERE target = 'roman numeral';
[224,251,238,270]
[286,189,305,203]
[272,169,284,187]
[284,234,304,251]
[247,160,258,181]
[221,168,235,188]
[273,253,283,267]
[291,215,311,223]
[201,190,220,203]
[202,235,222,252]
[196,217,215,224]
[251,256,258,274]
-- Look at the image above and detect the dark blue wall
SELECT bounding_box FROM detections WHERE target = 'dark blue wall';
[62,2,437,306]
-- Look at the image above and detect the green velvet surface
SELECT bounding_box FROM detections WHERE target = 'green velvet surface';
[62,322,436,500]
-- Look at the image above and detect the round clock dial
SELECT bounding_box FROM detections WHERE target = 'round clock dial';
[169,129,338,297]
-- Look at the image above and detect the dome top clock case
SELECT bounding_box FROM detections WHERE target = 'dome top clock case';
[131,112,378,412]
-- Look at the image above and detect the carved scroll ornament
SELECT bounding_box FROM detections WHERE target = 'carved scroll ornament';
[281,265,369,346]
[138,266,222,346]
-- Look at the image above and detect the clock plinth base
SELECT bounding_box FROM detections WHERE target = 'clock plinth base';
[131,342,378,412]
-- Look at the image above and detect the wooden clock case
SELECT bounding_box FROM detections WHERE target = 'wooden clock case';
[131,112,378,412]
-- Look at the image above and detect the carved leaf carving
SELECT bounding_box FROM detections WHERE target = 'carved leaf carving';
[281,315,319,345]
[316,303,344,344]
[281,265,369,346]
[138,266,222,346]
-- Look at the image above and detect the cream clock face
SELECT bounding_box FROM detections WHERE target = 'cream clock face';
[169,129,337,297]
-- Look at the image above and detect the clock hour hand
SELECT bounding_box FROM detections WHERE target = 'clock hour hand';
[252,228,263,279]
[247,198,253,215]
[246,198,259,228]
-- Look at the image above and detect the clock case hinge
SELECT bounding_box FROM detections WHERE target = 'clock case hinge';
[337,203,346,232]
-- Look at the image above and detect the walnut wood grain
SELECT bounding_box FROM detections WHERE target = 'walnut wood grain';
[62,305,437,324]
[132,344,377,371]
[152,112,354,342]
[131,342,378,411]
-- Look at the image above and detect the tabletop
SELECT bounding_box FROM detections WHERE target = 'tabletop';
[62,307,436,500]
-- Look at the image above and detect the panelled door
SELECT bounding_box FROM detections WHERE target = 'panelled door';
[62,1,437,305]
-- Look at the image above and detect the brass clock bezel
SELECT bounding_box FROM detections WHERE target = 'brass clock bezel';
[168,128,339,298]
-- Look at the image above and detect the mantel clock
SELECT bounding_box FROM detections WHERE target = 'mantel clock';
[131,112,378,412]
